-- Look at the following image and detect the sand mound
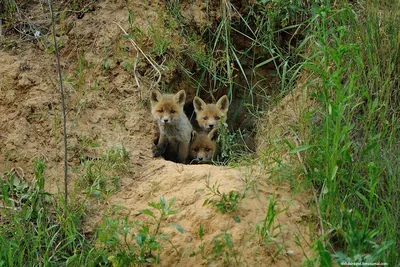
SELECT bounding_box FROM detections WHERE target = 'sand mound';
[106,160,313,266]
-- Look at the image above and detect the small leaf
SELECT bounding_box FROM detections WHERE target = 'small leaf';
[140,209,154,217]
[146,257,155,263]
[148,201,159,209]
[355,191,370,210]
[254,55,279,69]
[290,145,314,154]
[170,223,185,233]
[136,234,143,245]
[169,196,176,208]
[330,166,338,181]
[198,224,204,239]
[103,60,110,70]
[233,215,241,223]
[88,141,99,148]
[159,195,166,207]
[317,240,333,267]
[123,33,134,39]
[167,209,179,215]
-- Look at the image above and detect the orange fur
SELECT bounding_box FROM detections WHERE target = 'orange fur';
[150,90,192,163]
[193,95,229,131]
[188,128,218,164]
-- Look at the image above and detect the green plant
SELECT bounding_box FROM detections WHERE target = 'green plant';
[76,144,129,200]
[254,195,287,260]
[0,1,17,22]
[147,11,173,57]
[215,120,255,165]
[255,0,308,31]
[191,225,241,266]
[97,196,183,266]
[103,59,110,71]
[301,1,399,265]
[206,232,239,266]
[61,50,93,96]
[333,212,393,266]
[207,189,240,214]
[316,240,333,267]
[217,122,237,164]
[195,224,205,258]
[75,50,91,89]
[140,196,183,237]
[203,177,242,215]
[97,216,158,265]
[0,161,95,266]
[68,0,96,14]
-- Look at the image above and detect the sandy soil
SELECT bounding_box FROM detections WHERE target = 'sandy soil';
[105,160,314,266]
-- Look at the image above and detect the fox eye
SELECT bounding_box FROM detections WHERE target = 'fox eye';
[203,116,208,120]
[215,116,221,120]
[157,109,163,113]
[194,148,199,152]
[170,110,176,114]
[205,148,210,152]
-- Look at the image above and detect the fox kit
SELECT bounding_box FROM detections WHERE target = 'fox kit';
[150,90,193,163]
[193,95,229,131]
[188,128,218,164]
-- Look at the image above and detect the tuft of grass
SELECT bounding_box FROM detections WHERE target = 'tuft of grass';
[160,0,316,107]
[333,212,394,266]
[147,10,173,57]
[253,0,398,265]
[203,177,240,214]
[215,120,255,166]
[300,0,399,265]
[97,196,183,266]
[203,175,248,219]
[191,225,242,266]
[75,145,130,200]
[254,195,288,261]
[0,160,94,266]
[0,162,183,266]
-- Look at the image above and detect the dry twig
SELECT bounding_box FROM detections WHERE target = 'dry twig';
[48,0,68,206]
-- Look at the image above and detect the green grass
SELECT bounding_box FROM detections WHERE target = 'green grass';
[301,1,399,265]
[0,161,183,266]
[97,196,183,266]
[0,1,17,27]
[0,160,94,266]
[73,143,130,201]
[179,0,398,265]
[190,224,242,265]
[203,176,242,215]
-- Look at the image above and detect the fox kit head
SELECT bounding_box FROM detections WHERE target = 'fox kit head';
[150,90,186,125]
[189,128,218,163]
[193,95,229,131]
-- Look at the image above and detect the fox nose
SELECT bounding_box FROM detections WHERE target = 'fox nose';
[208,124,214,129]
[163,118,169,122]
[198,157,203,161]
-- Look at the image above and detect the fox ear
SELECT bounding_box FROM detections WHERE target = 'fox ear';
[208,128,218,141]
[193,96,206,112]
[173,90,186,106]
[216,95,229,113]
[191,130,198,140]
[150,90,162,105]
